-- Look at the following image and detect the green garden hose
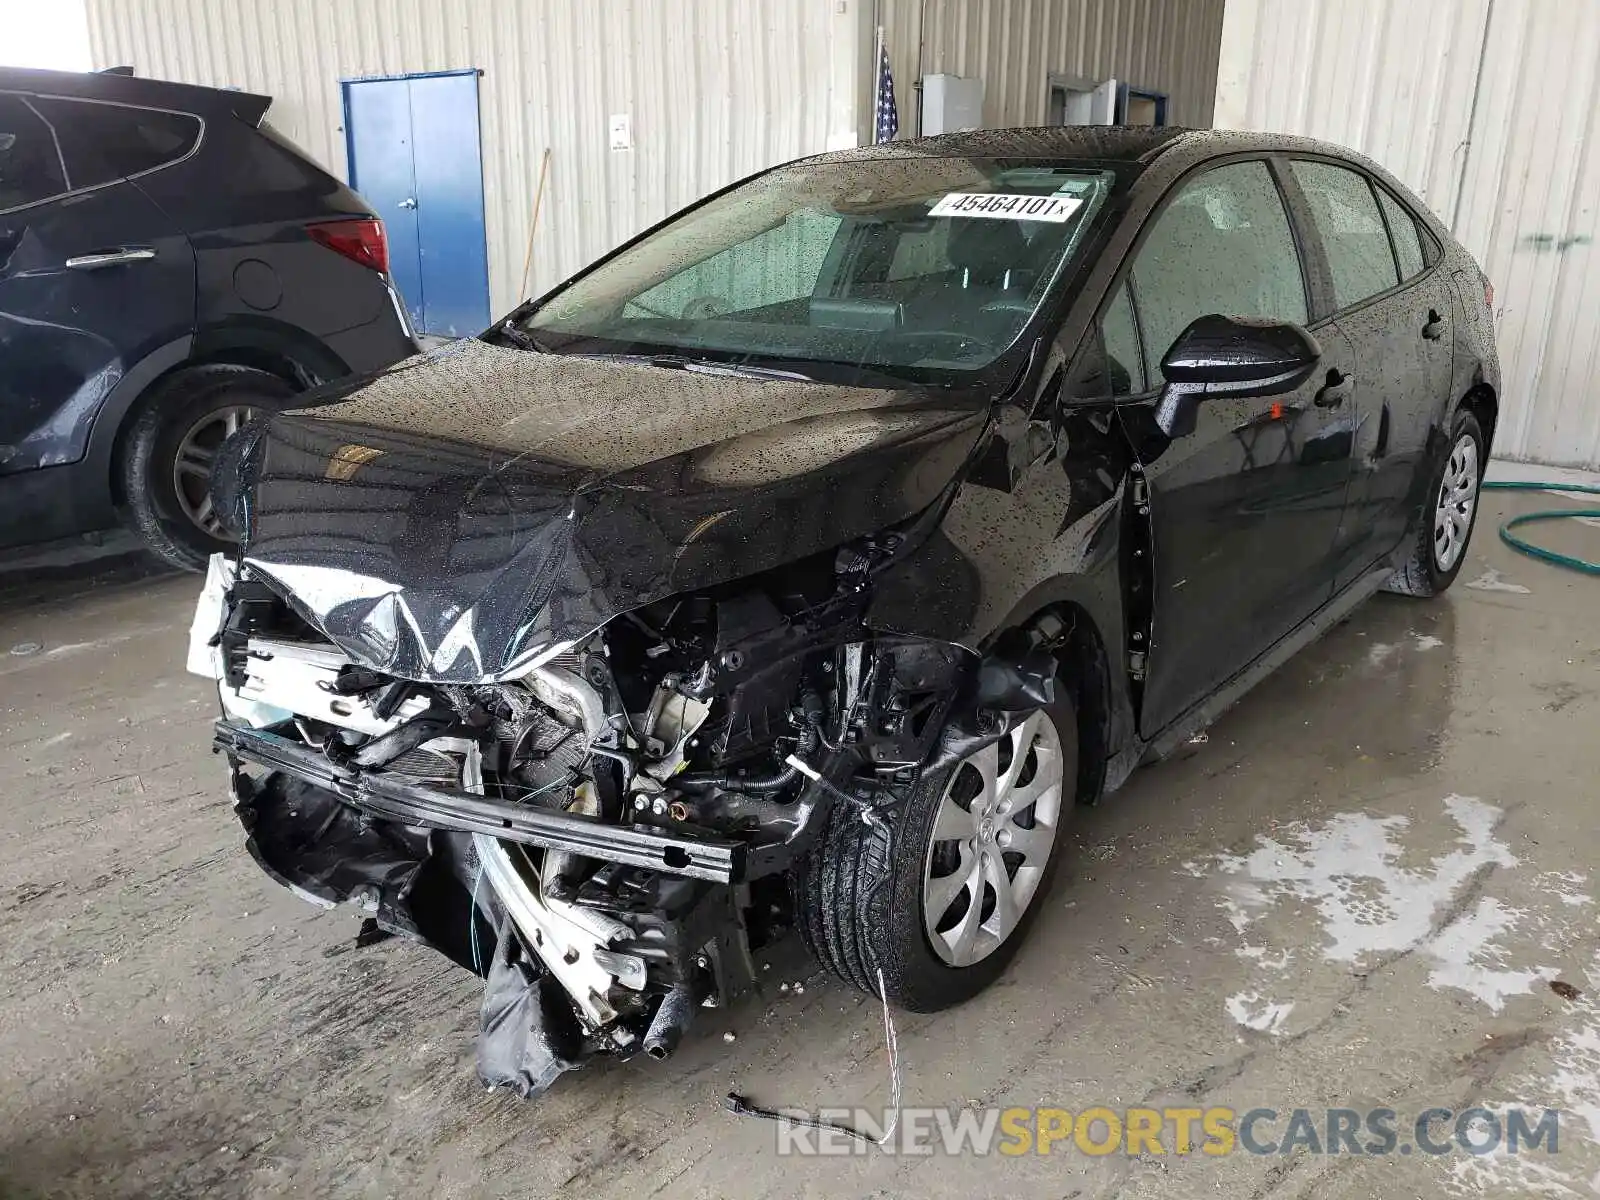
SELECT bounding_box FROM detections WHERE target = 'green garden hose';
[1480,480,1600,575]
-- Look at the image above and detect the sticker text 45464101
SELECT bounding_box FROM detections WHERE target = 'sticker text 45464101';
[928,192,1084,223]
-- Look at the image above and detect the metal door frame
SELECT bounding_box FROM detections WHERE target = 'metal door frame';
[1117,84,1170,127]
[340,67,485,187]
[339,68,489,335]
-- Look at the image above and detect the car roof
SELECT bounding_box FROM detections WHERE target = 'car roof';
[816,126,1191,164]
[799,125,1442,226]
[0,66,271,125]
[808,126,1370,171]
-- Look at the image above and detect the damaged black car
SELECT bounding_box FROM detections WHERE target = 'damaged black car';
[191,128,1500,1095]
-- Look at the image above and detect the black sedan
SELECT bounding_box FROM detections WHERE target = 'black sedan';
[193,127,1499,1095]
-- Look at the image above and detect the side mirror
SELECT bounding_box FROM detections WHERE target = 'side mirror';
[1156,315,1321,436]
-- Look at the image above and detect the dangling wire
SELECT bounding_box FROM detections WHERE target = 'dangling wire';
[469,862,486,976]
[724,966,903,1148]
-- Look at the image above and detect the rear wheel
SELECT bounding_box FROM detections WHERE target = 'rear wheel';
[1384,408,1485,598]
[118,364,296,571]
[794,691,1077,1011]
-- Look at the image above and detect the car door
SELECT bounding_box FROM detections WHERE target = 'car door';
[1110,158,1360,736]
[0,91,196,478]
[1286,159,1454,591]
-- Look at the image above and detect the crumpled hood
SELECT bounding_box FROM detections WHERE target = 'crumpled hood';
[218,339,989,682]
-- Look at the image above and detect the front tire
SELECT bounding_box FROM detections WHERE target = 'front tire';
[794,692,1077,1012]
[118,364,296,572]
[1384,408,1485,598]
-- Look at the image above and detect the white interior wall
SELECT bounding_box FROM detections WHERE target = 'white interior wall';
[0,0,91,70]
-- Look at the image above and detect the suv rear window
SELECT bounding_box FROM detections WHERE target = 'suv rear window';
[0,94,68,211]
[27,97,200,189]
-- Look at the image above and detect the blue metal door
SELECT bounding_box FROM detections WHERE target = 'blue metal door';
[342,78,422,324]
[343,70,490,337]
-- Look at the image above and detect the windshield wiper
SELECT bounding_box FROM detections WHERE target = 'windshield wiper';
[586,353,814,382]
[493,320,554,353]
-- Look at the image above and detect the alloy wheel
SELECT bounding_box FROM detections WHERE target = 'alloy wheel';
[1433,432,1480,572]
[171,405,256,538]
[922,710,1065,968]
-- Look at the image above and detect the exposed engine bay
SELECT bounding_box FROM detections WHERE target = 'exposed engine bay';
[191,533,1053,1094]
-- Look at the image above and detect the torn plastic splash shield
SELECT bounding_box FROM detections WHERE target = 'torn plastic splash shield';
[214,338,988,682]
[215,721,743,883]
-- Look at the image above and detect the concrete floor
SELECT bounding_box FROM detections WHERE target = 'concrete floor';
[2,489,1598,1199]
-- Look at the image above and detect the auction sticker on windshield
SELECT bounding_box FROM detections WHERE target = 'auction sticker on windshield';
[928,192,1084,222]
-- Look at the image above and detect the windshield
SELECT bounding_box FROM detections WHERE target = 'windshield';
[519,158,1113,384]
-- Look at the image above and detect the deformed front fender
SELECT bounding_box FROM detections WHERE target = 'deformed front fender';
[861,401,1128,652]
[861,421,1139,799]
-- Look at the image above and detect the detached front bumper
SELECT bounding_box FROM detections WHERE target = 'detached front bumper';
[214,721,745,884]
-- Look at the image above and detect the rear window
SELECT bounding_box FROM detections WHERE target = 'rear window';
[0,94,68,211]
[27,96,200,189]
[1375,186,1426,280]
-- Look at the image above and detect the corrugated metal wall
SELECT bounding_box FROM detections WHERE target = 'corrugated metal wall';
[86,0,863,316]
[1217,0,1600,469]
[877,0,1226,132]
[86,0,1228,334]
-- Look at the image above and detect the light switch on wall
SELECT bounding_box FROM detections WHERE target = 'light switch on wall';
[609,114,632,151]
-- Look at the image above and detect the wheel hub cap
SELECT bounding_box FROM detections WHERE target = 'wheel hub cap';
[1433,432,1480,572]
[172,405,257,539]
[922,710,1064,968]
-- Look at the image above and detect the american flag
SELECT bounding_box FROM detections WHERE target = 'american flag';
[874,38,899,143]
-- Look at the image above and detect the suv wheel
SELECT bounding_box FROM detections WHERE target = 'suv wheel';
[1384,408,1486,598]
[119,365,296,572]
[794,690,1077,1012]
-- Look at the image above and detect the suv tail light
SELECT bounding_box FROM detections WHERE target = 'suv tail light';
[307,218,389,275]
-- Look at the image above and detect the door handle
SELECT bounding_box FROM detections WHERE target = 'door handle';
[64,247,157,270]
[1421,308,1444,341]
[397,198,417,210]
[1314,368,1351,408]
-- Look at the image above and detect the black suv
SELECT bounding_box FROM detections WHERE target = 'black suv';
[0,67,417,570]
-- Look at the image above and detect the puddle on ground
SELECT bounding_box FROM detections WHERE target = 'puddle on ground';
[1185,790,1600,1193]
[1185,797,1593,1020]
[1465,568,1532,594]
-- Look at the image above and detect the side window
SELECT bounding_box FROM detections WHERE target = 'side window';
[1290,160,1400,309]
[0,94,68,211]
[1101,282,1145,396]
[625,210,843,319]
[1375,186,1426,280]
[1066,283,1144,403]
[1130,159,1308,383]
[27,97,200,190]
